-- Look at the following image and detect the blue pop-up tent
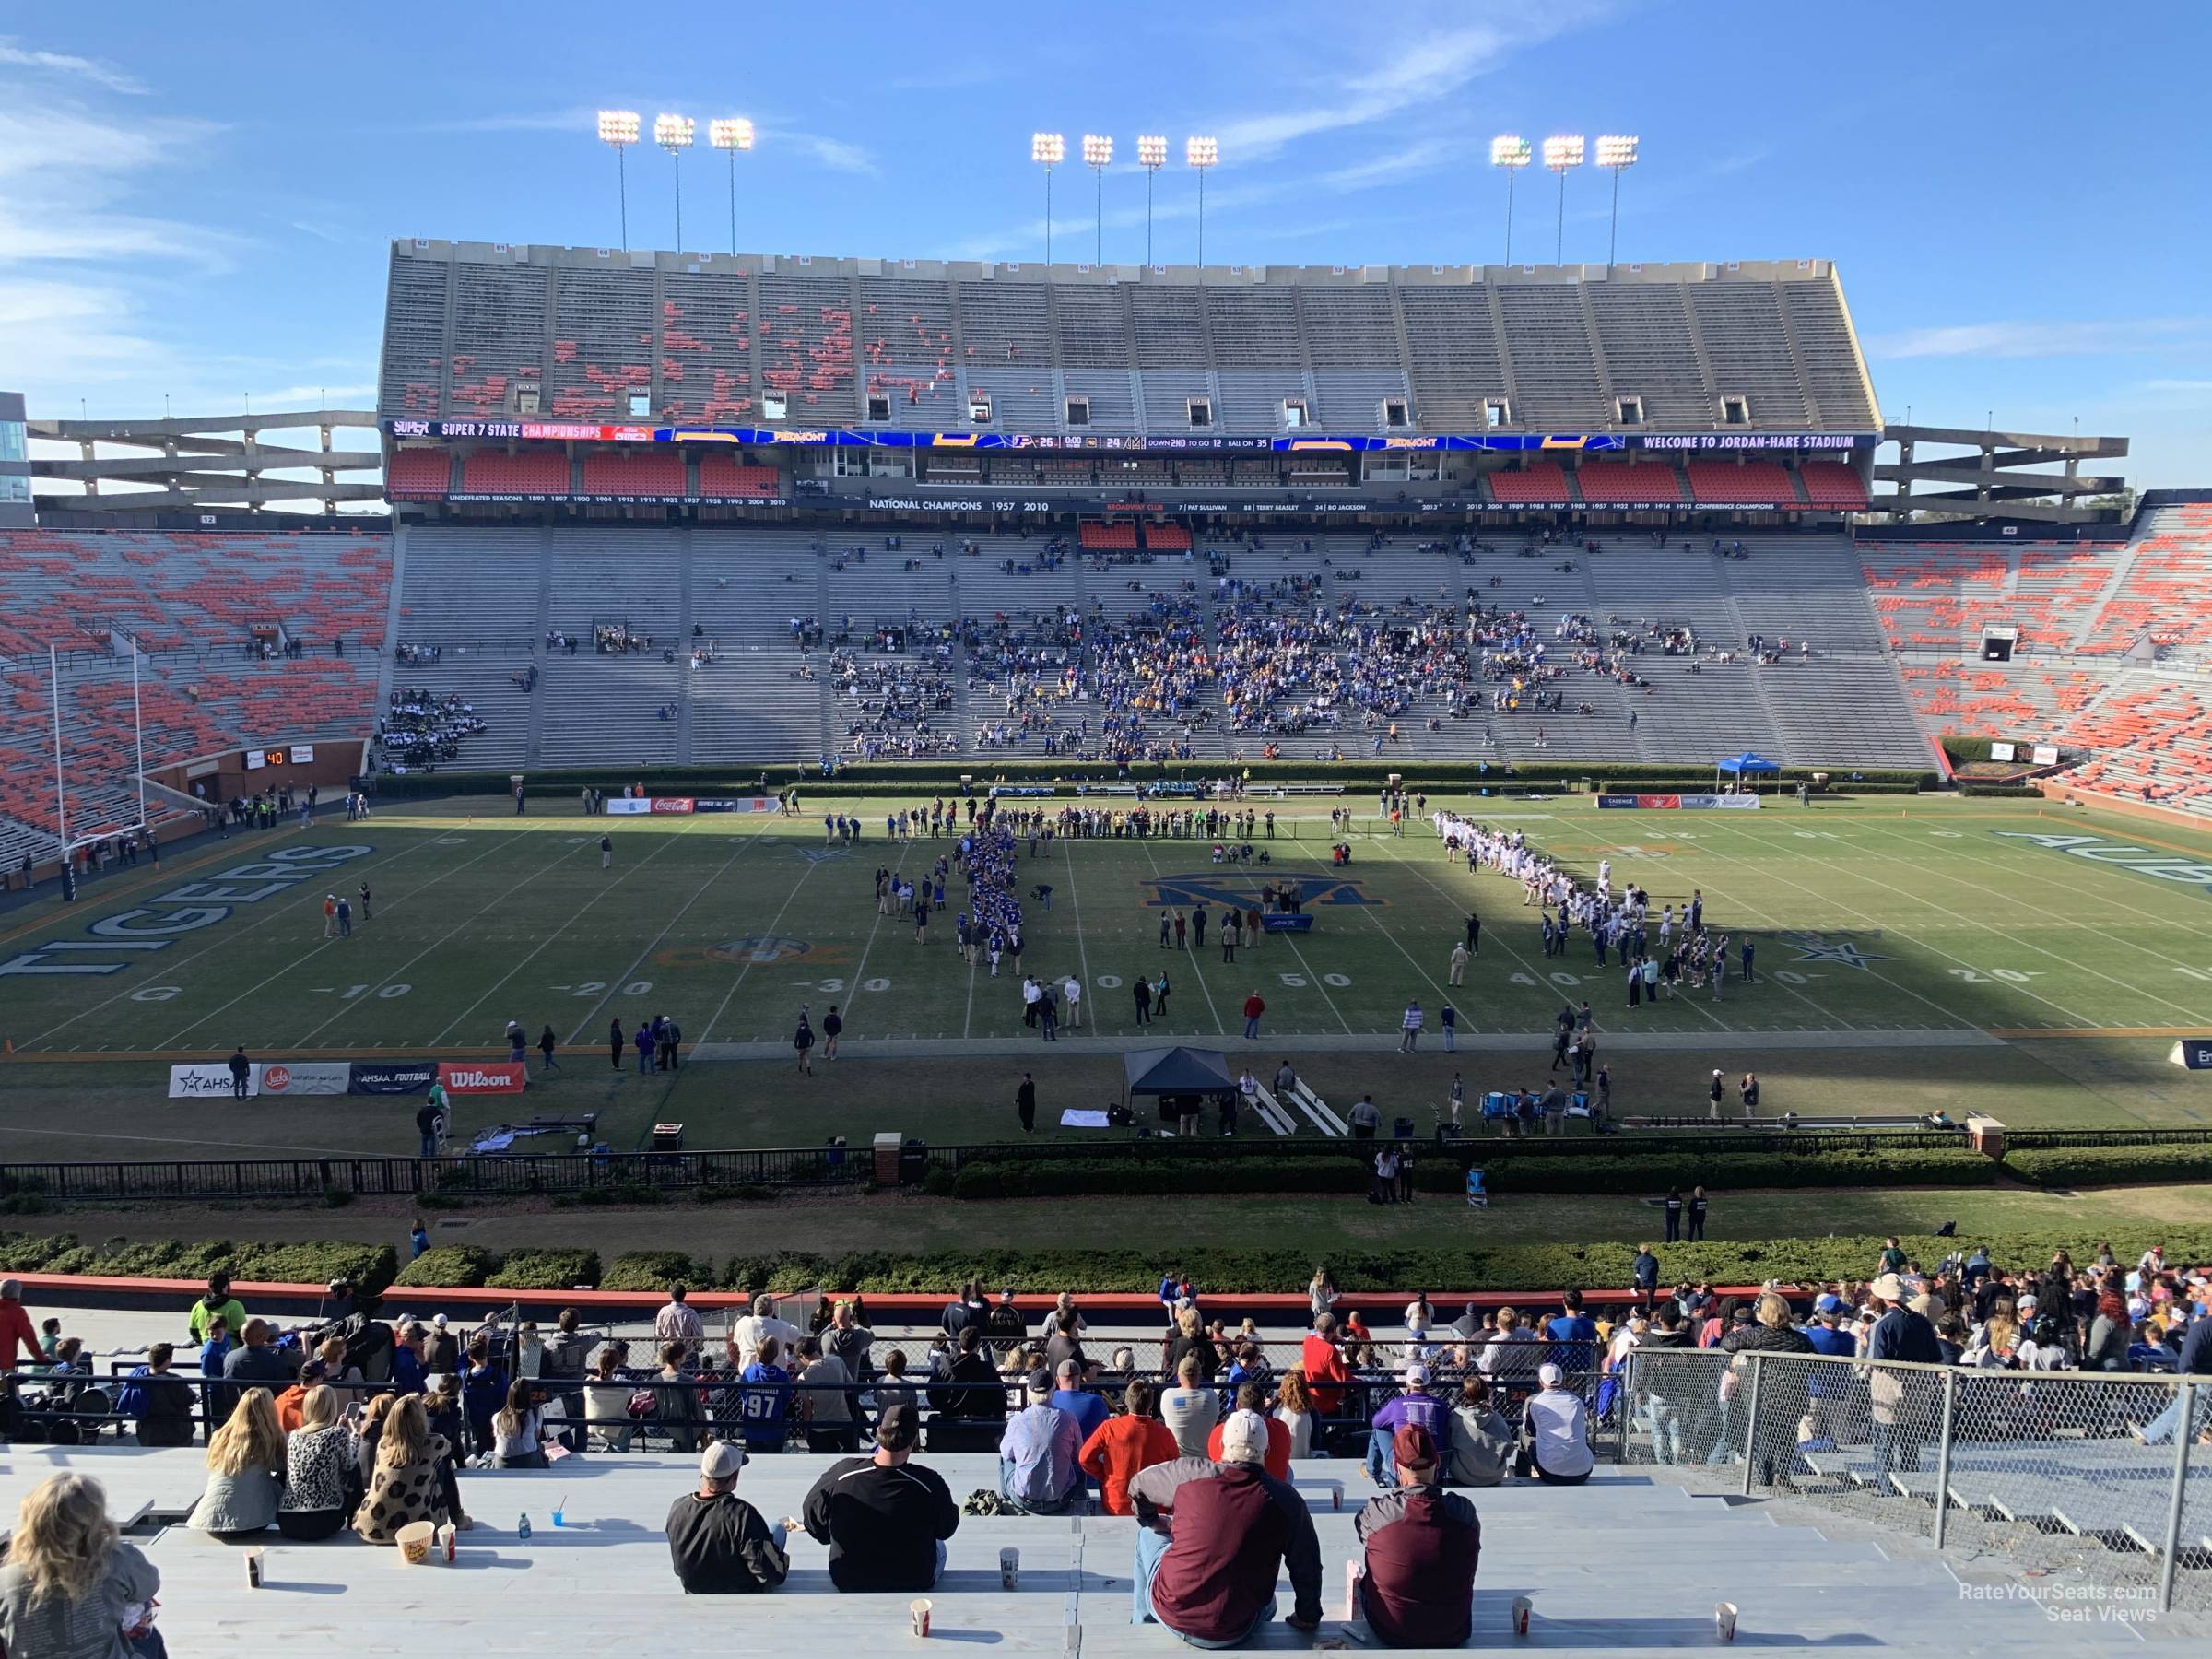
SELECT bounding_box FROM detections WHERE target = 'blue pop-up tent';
[1715,751,1781,791]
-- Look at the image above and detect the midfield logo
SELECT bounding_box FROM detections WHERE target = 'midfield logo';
[1777,931,1890,970]
[1139,872,1383,910]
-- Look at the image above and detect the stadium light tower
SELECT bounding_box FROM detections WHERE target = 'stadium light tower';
[598,110,641,247]
[1031,133,1065,267]
[1186,135,1218,266]
[1542,134,1584,265]
[1136,135,1168,265]
[1082,134,1112,265]
[1596,134,1638,266]
[1489,135,1530,264]
[655,113,695,248]
[710,119,755,257]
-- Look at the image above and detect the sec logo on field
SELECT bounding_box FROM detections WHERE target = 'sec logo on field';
[709,935,814,965]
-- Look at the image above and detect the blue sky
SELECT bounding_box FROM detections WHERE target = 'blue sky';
[3,3,2207,487]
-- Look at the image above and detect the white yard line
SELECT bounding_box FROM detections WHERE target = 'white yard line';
[828,839,914,1042]
[1133,835,1227,1036]
[438,815,711,1047]
[160,834,518,1049]
[692,850,830,1046]
[1371,835,1734,1033]
[28,831,447,1049]
[292,838,597,1045]
[563,816,786,1044]
[1060,836,1096,1036]
[1847,816,2212,1010]
[1682,819,2098,1029]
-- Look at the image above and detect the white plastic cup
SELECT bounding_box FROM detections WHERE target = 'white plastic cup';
[1001,1547,1019,1590]
[1512,1595,1533,1636]
[911,1598,933,1638]
[1716,1602,1738,1642]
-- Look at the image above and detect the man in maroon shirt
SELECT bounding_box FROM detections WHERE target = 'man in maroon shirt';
[1134,1409,1323,1644]
[1354,1424,1481,1647]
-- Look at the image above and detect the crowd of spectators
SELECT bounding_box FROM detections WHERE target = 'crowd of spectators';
[375,688,488,771]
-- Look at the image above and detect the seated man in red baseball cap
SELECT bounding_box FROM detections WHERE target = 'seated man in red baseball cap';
[1353,1424,1482,1648]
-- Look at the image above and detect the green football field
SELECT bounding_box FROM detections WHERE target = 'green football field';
[3,791,2211,1163]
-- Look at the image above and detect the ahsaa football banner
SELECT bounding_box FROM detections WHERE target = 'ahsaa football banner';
[170,1063,248,1099]
[347,1059,438,1095]
[437,1060,528,1095]
[168,1061,348,1099]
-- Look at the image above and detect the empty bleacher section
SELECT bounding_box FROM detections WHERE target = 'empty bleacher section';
[1798,459,1868,510]
[460,449,571,498]
[1486,462,1572,506]
[384,445,452,500]
[383,245,1879,438]
[2058,673,2212,810]
[1686,458,1797,507]
[580,450,687,498]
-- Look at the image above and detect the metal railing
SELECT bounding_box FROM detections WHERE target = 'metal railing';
[1613,1347,2207,1614]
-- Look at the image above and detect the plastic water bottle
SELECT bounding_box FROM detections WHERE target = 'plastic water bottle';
[517,1512,532,1541]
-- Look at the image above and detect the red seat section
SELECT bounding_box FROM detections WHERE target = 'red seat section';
[1797,462,1866,510]
[696,456,782,500]
[1572,463,1685,505]
[460,451,571,497]
[385,447,452,500]
[1686,460,1795,506]
[1079,523,1139,551]
[1142,524,1193,551]
[581,451,687,497]
[1486,462,1570,504]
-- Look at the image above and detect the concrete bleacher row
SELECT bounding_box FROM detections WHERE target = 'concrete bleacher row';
[0,1444,2154,1653]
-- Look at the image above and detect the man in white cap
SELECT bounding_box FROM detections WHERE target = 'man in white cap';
[1131,1408,1323,1642]
[1706,1068,1725,1119]
[1865,1273,1941,1474]
[1517,1363,1594,1485]
[666,1440,789,1594]
[1365,1362,1450,1488]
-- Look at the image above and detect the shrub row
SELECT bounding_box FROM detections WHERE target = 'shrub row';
[944,1147,1998,1201]
[8,1230,2212,1300]
[1959,783,2042,799]
[2002,1147,2212,1186]
[0,1234,399,1294]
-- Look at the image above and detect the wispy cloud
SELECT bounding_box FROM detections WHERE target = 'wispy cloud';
[763,127,877,176]
[0,38,144,96]
[1315,140,1461,194]
[0,108,233,267]
[1869,318,2212,360]
[419,107,598,136]
[1213,10,1611,162]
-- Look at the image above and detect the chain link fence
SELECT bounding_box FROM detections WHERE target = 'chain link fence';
[1615,1348,2209,1613]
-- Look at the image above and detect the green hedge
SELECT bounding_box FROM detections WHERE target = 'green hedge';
[0,1233,398,1295]
[947,1147,1996,1201]
[6,1229,2211,1299]
[599,1251,713,1291]
[2004,1147,2212,1186]
[484,1248,601,1290]
[393,1246,497,1288]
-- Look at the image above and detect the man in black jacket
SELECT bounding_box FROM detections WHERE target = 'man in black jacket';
[798,1403,959,1591]
[666,1441,789,1594]
[124,1344,197,1447]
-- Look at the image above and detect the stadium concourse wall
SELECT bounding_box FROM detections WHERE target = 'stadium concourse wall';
[368,759,1939,802]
